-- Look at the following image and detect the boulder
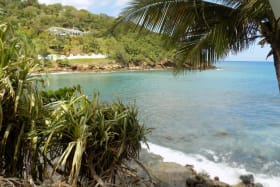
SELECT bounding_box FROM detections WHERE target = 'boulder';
[255,183,264,187]
[185,174,230,187]
[239,174,254,185]
[161,61,176,68]
[150,162,193,187]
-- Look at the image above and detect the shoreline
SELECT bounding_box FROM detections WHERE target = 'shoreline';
[34,61,216,74]
[34,67,168,75]
[141,142,279,187]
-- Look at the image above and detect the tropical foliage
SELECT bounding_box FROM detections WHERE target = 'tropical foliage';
[0,23,44,179]
[119,0,280,89]
[39,94,149,185]
[0,23,150,186]
[0,0,173,66]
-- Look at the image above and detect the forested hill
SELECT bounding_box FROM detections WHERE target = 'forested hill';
[0,0,174,66]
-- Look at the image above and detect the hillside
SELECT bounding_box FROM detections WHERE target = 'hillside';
[0,0,175,67]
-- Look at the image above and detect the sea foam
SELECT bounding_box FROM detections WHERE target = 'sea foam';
[142,142,280,187]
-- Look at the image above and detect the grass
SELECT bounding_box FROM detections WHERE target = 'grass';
[68,58,113,65]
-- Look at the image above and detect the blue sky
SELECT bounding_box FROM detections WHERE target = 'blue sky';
[38,0,130,17]
[225,44,272,62]
[38,0,273,62]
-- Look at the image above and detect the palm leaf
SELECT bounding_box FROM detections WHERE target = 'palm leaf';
[119,0,273,68]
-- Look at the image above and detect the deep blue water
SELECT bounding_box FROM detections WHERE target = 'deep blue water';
[45,61,280,178]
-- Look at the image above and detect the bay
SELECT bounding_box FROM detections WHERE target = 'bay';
[45,61,280,186]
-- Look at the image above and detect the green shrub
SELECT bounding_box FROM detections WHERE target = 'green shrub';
[41,85,81,103]
[56,59,71,68]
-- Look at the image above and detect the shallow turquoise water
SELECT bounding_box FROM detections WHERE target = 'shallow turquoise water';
[45,61,280,177]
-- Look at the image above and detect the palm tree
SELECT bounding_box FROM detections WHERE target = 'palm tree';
[119,0,280,90]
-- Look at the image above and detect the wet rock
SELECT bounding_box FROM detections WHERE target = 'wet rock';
[186,177,198,186]
[214,176,219,181]
[147,63,156,68]
[255,183,264,187]
[186,174,229,187]
[233,183,254,187]
[98,66,105,70]
[88,64,95,70]
[185,164,194,171]
[71,65,77,70]
[161,61,176,68]
[239,174,254,184]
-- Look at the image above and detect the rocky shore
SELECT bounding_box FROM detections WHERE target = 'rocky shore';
[132,149,264,187]
[41,60,216,73]
[0,150,266,187]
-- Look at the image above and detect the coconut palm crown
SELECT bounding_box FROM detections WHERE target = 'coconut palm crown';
[119,0,280,90]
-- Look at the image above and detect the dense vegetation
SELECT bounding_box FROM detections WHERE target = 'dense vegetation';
[0,23,150,186]
[0,0,174,66]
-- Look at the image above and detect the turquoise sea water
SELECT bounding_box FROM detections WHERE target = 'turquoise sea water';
[46,61,280,185]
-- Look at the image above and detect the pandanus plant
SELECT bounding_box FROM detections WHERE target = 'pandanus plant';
[0,23,45,180]
[0,23,150,186]
[39,93,149,186]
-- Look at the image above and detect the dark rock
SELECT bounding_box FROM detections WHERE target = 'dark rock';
[214,176,219,181]
[186,174,228,187]
[186,177,198,186]
[162,61,176,67]
[88,64,95,70]
[255,183,264,187]
[71,65,77,70]
[148,63,156,68]
[239,174,254,184]
[186,177,208,187]
[185,164,194,172]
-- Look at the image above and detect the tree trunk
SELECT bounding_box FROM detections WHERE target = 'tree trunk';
[270,19,280,91]
[272,46,280,91]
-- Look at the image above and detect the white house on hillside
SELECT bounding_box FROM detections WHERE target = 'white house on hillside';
[48,27,88,36]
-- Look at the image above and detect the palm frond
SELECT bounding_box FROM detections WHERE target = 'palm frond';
[119,0,272,68]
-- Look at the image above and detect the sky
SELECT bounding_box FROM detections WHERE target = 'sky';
[38,0,131,17]
[38,0,273,62]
